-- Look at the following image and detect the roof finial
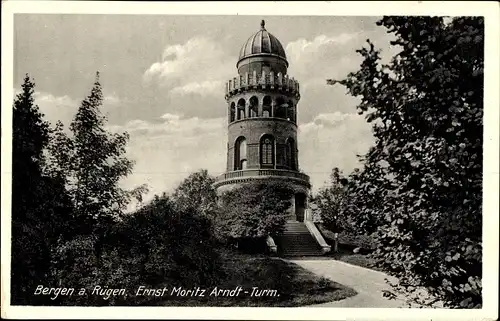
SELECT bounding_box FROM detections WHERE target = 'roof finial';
[260,20,266,30]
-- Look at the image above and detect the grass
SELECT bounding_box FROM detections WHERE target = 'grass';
[149,249,357,307]
[328,250,383,272]
[316,224,383,272]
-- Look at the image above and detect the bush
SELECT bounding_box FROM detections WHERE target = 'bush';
[171,169,218,221]
[215,181,295,243]
[52,195,222,306]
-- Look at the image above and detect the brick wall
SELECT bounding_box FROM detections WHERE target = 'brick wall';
[226,118,298,171]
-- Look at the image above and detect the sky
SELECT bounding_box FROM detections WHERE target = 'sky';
[14,14,399,201]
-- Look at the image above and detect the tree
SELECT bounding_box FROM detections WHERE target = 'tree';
[116,195,221,290]
[58,194,222,306]
[171,169,218,220]
[327,16,483,308]
[49,72,147,286]
[216,181,294,243]
[11,75,72,304]
[68,72,137,226]
[315,167,351,233]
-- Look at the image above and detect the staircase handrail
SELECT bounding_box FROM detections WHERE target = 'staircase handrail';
[304,221,331,254]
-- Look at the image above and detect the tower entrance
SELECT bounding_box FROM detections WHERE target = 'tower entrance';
[295,193,307,222]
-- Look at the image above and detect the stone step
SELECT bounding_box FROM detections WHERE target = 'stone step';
[281,251,323,256]
[284,225,309,230]
[284,229,310,233]
[280,236,317,240]
[275,221,324,257]
[281,252,322,255]
[284,226,309,230]
[280,242,317,245]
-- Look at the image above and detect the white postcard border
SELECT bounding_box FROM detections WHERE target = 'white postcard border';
[1,2,498,320]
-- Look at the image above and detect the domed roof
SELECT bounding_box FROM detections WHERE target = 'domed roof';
[238,20,287,65]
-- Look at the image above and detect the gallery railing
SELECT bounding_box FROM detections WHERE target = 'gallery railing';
[215,168,310,184]
[225,71,300,96]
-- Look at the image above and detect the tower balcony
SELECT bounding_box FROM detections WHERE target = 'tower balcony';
[225,71,300,99]
[213,168,311,190]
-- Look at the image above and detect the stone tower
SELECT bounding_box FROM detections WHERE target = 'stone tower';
[214,20,312,222]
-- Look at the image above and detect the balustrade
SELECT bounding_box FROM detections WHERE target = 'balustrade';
[216,168,310,184]
[226,71,299,95]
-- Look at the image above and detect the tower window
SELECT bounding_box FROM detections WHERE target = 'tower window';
[230,102,236,122]
[237,99,246,120]
[286,138,296,170]
[249,96,258,118]
[288,101,296,123]
[263,96,272,117]
[260,135,275,167]
[275,97,287,119]
[234,137,247,170]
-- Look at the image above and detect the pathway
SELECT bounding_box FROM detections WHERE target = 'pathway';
[289,259,415,308]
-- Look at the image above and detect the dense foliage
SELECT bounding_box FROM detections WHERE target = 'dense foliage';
[10,74,220,306]
[56,195,222,306]
[11,75,73,304]
[325,16,483,308]
[171,169,218,220]
[216,181,295,242]
[314,167,351,233]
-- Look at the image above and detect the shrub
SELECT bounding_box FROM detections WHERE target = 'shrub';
[52,195,222,306]
[215,180,295,243]
[171,169,218,221]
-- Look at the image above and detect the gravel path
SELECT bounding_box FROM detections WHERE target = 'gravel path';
[289,259,411,308]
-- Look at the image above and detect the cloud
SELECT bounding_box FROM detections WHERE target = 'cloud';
[298,112,375,191]
[285,33,361,82]
[103,93,121,105]
[170,80,225,97]
[286,33,359,64]
[285,30,398,86]
[160,112,182,122]
[143,37,233,97]
[111,113,227,201]
[18,90,125,128]
[32,91,79,126]
[280,33,367,124]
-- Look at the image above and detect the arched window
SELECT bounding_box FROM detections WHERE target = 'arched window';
[234,137,247,170]
[230,102,236,122]
[275,97,287,119]
[249,96,258,118]
[260,135,275,167]
[237,99,246,120]
[263,96,272,117]
[286,138,297,170]
[288,101,296,123]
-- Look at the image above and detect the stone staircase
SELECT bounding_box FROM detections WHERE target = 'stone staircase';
[274,221,324,257]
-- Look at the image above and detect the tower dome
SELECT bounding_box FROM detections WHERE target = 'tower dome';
[237,20,288,73]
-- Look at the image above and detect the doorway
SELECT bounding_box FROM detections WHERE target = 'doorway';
[295,193,306,222]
